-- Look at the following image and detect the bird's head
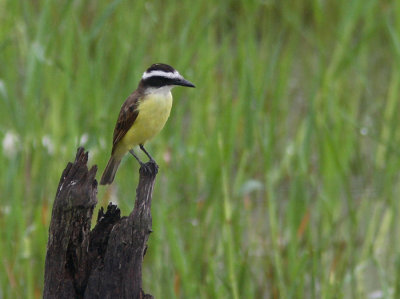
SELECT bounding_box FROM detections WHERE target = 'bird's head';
[140,63,195,93]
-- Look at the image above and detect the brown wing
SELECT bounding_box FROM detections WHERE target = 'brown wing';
[111,91,140,154]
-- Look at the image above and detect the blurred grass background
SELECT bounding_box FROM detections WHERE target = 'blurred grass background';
[1,0,400,298]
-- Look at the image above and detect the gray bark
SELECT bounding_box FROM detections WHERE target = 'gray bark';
[44,147,156,299]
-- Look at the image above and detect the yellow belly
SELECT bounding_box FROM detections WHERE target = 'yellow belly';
[120,92,173,152]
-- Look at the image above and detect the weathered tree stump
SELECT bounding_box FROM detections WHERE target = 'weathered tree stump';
[43,147,157,299]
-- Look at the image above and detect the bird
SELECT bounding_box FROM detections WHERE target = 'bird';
[100,63,195,185]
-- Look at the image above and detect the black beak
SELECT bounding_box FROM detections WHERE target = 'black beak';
[174,77,195,88]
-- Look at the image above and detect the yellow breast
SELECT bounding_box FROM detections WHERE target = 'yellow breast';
[120,91,173,151]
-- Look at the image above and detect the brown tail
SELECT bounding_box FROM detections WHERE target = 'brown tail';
[100,156,122,185]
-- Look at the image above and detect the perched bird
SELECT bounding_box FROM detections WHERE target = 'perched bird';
[100,63,195,185]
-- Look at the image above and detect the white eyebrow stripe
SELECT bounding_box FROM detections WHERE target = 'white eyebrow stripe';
[142,70,182,80]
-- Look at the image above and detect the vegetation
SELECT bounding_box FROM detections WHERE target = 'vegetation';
[1,0,400,298]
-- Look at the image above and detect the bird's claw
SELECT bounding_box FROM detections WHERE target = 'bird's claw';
[139,160,159,176]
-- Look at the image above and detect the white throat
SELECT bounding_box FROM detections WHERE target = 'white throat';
[144,85,174,95]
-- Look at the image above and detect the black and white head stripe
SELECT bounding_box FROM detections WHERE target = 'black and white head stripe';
[142,63,182,80]
[141,63,195,88]
[142,70,182,80]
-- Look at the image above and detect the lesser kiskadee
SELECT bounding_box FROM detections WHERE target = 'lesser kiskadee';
[100,63,195,185]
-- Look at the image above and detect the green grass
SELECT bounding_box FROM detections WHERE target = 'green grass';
[1,0,400,298]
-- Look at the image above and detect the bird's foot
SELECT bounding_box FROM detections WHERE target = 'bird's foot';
[139,160,159,176]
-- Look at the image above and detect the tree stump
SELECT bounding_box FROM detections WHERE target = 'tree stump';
[43,147,156,299]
